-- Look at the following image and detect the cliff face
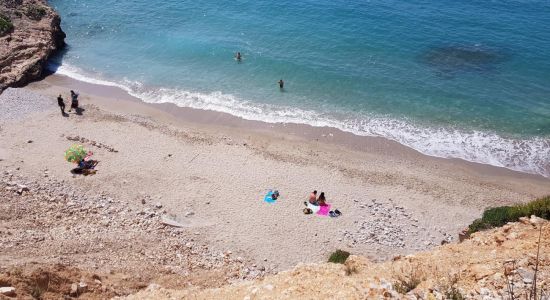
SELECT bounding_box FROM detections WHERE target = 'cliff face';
[0,0,65,92]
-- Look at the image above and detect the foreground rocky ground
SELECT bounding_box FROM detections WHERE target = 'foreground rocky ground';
[0,169,266,299]
[122,218,549,299]
[1,164,547,299]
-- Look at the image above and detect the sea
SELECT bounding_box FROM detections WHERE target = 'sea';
[48,0,550,177]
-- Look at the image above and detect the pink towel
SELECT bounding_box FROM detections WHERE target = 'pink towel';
[317,204,331,216]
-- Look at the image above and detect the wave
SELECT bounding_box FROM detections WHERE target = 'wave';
[51,63,550,178]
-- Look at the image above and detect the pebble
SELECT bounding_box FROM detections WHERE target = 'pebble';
[0,89,54,121]
[0,287,16,297]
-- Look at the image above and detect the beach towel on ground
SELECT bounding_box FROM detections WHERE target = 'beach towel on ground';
[306,202,321,214]
[264,191,276,203]
[317,204,332,216]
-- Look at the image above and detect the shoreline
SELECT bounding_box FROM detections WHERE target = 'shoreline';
[42,64,550,179]
[2,73,549,271]
[31,72,550,182]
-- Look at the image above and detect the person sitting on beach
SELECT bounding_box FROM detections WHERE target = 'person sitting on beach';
[308,190,318,205]
[278,79,284,89]
[235,52,242,61]
[78,159,97,170]
[317,192,327,206]
[57,95,66,115]
[68,90,79,112]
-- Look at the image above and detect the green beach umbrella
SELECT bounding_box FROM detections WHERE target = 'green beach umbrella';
[65,144,87,163]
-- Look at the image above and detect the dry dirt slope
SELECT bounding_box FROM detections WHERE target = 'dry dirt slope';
[121,219,549,300]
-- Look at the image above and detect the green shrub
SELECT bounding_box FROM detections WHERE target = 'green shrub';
[0,14,14,35]
[468,196,550,234]
[328,249,350,264]
[25,5,47,21]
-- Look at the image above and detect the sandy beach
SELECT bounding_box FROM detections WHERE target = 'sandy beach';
[2,74,550,273]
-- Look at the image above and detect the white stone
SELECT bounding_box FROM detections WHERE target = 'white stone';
[0,287,16,297]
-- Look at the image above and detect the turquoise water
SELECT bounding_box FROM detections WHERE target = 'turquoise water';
[49,0,550,177]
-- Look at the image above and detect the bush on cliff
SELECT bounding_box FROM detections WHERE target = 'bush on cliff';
[0,14,14,35]
[328,250,350,264]
[468,196,550,234]
[25,5,47,21]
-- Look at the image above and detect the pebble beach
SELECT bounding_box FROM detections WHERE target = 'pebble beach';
[2,76,549,275]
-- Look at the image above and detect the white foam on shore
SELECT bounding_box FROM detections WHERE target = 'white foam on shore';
[51,64,550,178]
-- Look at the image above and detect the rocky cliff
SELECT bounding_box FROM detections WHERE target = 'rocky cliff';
[0,0,65,92]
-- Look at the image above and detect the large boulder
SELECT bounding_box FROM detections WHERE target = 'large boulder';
[0,0,66,92]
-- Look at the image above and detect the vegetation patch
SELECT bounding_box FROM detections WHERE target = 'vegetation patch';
[441,274,466,300]
[328,249,350,264]
[0,14,14,36]
[25,5,47,21]
[392,264,425,294]
[468,196,550,234]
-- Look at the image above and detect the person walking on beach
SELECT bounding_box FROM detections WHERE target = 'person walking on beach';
[68,90,79,112]
[278,79,284,89]
[57,95,66,115]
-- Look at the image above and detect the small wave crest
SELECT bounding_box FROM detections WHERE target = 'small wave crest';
[51,63,550,178]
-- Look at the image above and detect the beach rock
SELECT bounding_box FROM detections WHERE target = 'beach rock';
[160,215,185,228]
[529,215,545,225]
[0,287,16,297]
[470,264,494,280]
[78,282,88,293]
[70,283,78,296]
[0,0,66,92]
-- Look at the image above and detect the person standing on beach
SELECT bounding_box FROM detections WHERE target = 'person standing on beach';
[68,90,79,112]
[278,79,284,89]
[57,95,66,115]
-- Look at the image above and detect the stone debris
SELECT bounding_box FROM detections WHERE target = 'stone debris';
[0,88,54,121]
[117,218,549,300]
[66,135,119,152]
[0,287,16,297]
[1,168,266,298]
[342,199,450,249]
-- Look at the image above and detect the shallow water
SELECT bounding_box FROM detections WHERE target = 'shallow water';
[49,0,550,177]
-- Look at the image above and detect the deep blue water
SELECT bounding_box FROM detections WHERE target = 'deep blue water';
[49,0,550,176]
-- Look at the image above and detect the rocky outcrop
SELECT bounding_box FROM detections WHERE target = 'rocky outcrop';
[0,0,65,92]
[122,220,549,299]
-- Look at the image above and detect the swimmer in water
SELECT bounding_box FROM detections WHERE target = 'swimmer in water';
[235,52,242,61]
[278,79,284,89]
